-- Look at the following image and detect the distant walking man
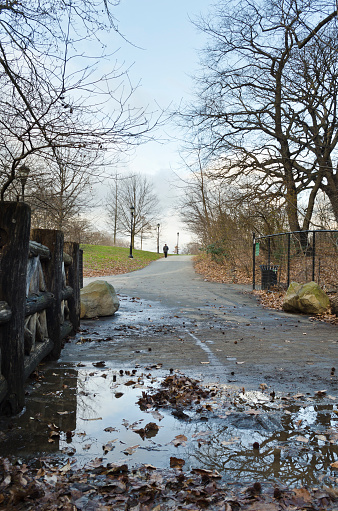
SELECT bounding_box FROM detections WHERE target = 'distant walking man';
[163,244,169,258]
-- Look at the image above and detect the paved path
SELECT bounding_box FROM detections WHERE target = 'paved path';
[70,255,338,394]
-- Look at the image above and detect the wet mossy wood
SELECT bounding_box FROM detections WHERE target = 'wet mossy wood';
[0,203,81,415]
[0,301,12,324]
[64,242,80,333]
[25,292,54,316]
[0,202,31,414]
[29,241,51,260]
[31,229,64,360]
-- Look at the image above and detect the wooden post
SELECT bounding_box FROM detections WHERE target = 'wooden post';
[0,202,31,414]
[32,229,64,359]
[64,241,80,333]
[252,232,256,290]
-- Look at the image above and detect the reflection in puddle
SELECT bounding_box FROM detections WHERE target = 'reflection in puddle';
[0,365,337,488]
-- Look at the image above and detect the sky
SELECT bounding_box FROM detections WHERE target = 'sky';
[90,0,214,253]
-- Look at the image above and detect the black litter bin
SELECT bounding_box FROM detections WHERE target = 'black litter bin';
[259,264,278,290]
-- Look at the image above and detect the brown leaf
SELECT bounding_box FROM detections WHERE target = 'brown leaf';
[191,468,221,478]
[170,457,185,469]
[93,361,106,367]
[292,488,312,505]
[171,434,187,447]
[123,445,140,455]
[103,440,117,454]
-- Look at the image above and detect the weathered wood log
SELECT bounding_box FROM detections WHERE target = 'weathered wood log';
[32,229,64,359]
[63,252,73,266]
[24,326,34,356]
[61,320,73,341]
[64,242,80,333]
[24,339,54,381]
[0,376,7,405]
[38,310,48,340]
[0,301,11,325]
[0,202,31,414]
[29,240,51,260]
[25,292,54,316]
[61,286,73,302]
[35,314,47,342]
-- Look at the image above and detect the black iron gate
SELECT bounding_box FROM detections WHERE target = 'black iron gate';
[252,230,338,291]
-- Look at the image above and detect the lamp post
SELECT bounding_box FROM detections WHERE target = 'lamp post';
[157,223,160,254]
[18,164,30,202]
[177,232,179,255]
[129,205,135,258]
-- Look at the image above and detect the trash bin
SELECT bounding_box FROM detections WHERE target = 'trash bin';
[259,264,278,290]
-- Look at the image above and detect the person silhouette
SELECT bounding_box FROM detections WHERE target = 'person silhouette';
[163,244,169,258]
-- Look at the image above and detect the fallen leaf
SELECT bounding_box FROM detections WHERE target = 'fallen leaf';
[123,445,140,455]
[103,440,117,453]
[292,487,312,504]
[171,434,187,447]
[151,410,164,421]
[170,457,185,469]
[295,435,309,443]
[60,461,72,474]
[191,468,221,478]
[245,409,260,415]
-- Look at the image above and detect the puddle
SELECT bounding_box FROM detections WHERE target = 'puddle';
[0,365,337,488]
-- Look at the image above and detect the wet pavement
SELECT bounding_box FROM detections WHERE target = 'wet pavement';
[0,255,337,488]
[76,255,338,394]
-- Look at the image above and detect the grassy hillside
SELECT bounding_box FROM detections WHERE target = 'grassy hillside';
[81,244,163,277]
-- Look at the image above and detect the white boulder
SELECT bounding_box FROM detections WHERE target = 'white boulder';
[80,280,119,319]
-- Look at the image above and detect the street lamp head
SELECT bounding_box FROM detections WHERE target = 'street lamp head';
[157,223,160,228]
[18,164,30,186]
[130,205,135,214]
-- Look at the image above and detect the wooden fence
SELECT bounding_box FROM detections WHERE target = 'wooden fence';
[0,202,81,414]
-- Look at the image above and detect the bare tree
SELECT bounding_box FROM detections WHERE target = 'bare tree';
[180,0,338,242]
[106,173,159,248]
[0,1,161,204]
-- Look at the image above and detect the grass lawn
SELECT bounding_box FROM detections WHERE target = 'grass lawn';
[81,244,163,277]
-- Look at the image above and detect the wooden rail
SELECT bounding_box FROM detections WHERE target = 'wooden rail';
[0,202,81,414]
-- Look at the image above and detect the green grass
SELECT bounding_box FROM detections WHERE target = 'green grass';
[81,244,163,277]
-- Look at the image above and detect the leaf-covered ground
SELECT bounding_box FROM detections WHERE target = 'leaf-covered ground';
[194,253,338,325]
[1,372,338,510]
[1,457,338,510]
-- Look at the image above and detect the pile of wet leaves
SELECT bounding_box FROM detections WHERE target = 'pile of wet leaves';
[1,456,338,510]
[137,373,212,418]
